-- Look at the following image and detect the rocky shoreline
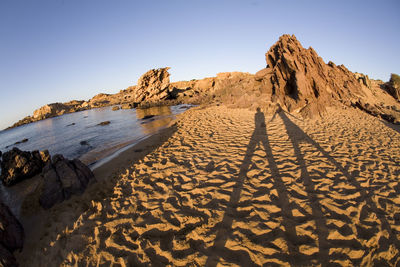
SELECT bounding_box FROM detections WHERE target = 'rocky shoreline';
[6,35,400,130]
[1,34,400,265]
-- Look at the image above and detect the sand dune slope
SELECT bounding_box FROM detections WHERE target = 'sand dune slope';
[17,106,400,266]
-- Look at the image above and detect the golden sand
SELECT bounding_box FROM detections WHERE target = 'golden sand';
[16,105,400,266]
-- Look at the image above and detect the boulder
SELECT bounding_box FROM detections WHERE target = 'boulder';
[0,202,24,252]
[0,200,24,267]
[0,148,50,186]
[39,163,64,210]
[134,67,171,103]
[112,106,120,111]
[39,155,94,209]
[0,243,18,267]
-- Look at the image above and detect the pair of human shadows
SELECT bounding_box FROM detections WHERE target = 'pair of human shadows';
[205,109,400,266]
[205,109,315,266]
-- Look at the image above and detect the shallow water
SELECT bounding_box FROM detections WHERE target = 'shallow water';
[0,104,191,216]
[0,105,190,165]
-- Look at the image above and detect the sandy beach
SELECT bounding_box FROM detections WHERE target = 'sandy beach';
[15,105,400,266]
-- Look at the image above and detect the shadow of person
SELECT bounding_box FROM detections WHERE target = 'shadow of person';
[205,108,310,266]
[278,111,400,264]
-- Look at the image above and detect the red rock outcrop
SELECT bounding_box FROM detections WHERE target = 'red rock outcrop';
[134,67,171,103]
[6,34,400,129]
[254,34,364,116]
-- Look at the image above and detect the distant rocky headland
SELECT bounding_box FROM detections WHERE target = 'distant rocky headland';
[7,34,400,129]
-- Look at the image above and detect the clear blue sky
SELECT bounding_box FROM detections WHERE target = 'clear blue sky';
[0,0,399,130]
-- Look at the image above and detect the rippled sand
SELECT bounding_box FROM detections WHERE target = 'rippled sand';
[16,105,400,266]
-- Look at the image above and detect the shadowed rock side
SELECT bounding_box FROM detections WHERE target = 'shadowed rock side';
[39,155,95,209]
[6,34,400,129]
[0,201,24,267]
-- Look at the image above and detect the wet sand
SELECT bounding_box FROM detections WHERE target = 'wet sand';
[16,105,400,266]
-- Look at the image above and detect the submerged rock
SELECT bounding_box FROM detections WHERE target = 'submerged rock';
[98,121,111,126]
[39,155,95,209]
[141,115,155,120]
[0,148,50,186]
[14,138,28,145]
[80,140,89,146]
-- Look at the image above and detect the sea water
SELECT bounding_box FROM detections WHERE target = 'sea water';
[0,105,191,166]
[0,105,191,217]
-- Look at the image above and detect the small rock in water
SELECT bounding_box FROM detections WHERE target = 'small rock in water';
[142,115,155,120]
[98,121,111,126]
[112,106,120,111]
[66,123,76,127]
[10,138,29,146]
[80,140,89,146]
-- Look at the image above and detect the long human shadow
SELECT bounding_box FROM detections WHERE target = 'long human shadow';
[205,109,309,266]
[278,111,400,263]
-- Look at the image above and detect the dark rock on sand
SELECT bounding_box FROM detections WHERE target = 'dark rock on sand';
[0,200,24,266]
[0,243,18,267]
[98,121,111,126]
[0,148,50,186]
[39,155,95,209]
[0,201,24,252]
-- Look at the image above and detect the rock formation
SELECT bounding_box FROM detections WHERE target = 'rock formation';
[383,73,400,101]
[39,154,95,209]
[0,201,24,267]
[0,148,50,186]
[134,67,171,103]
[253,34,364,116]
[8,100,88,129]
[6,34,400,129]
[32,100,86,121]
